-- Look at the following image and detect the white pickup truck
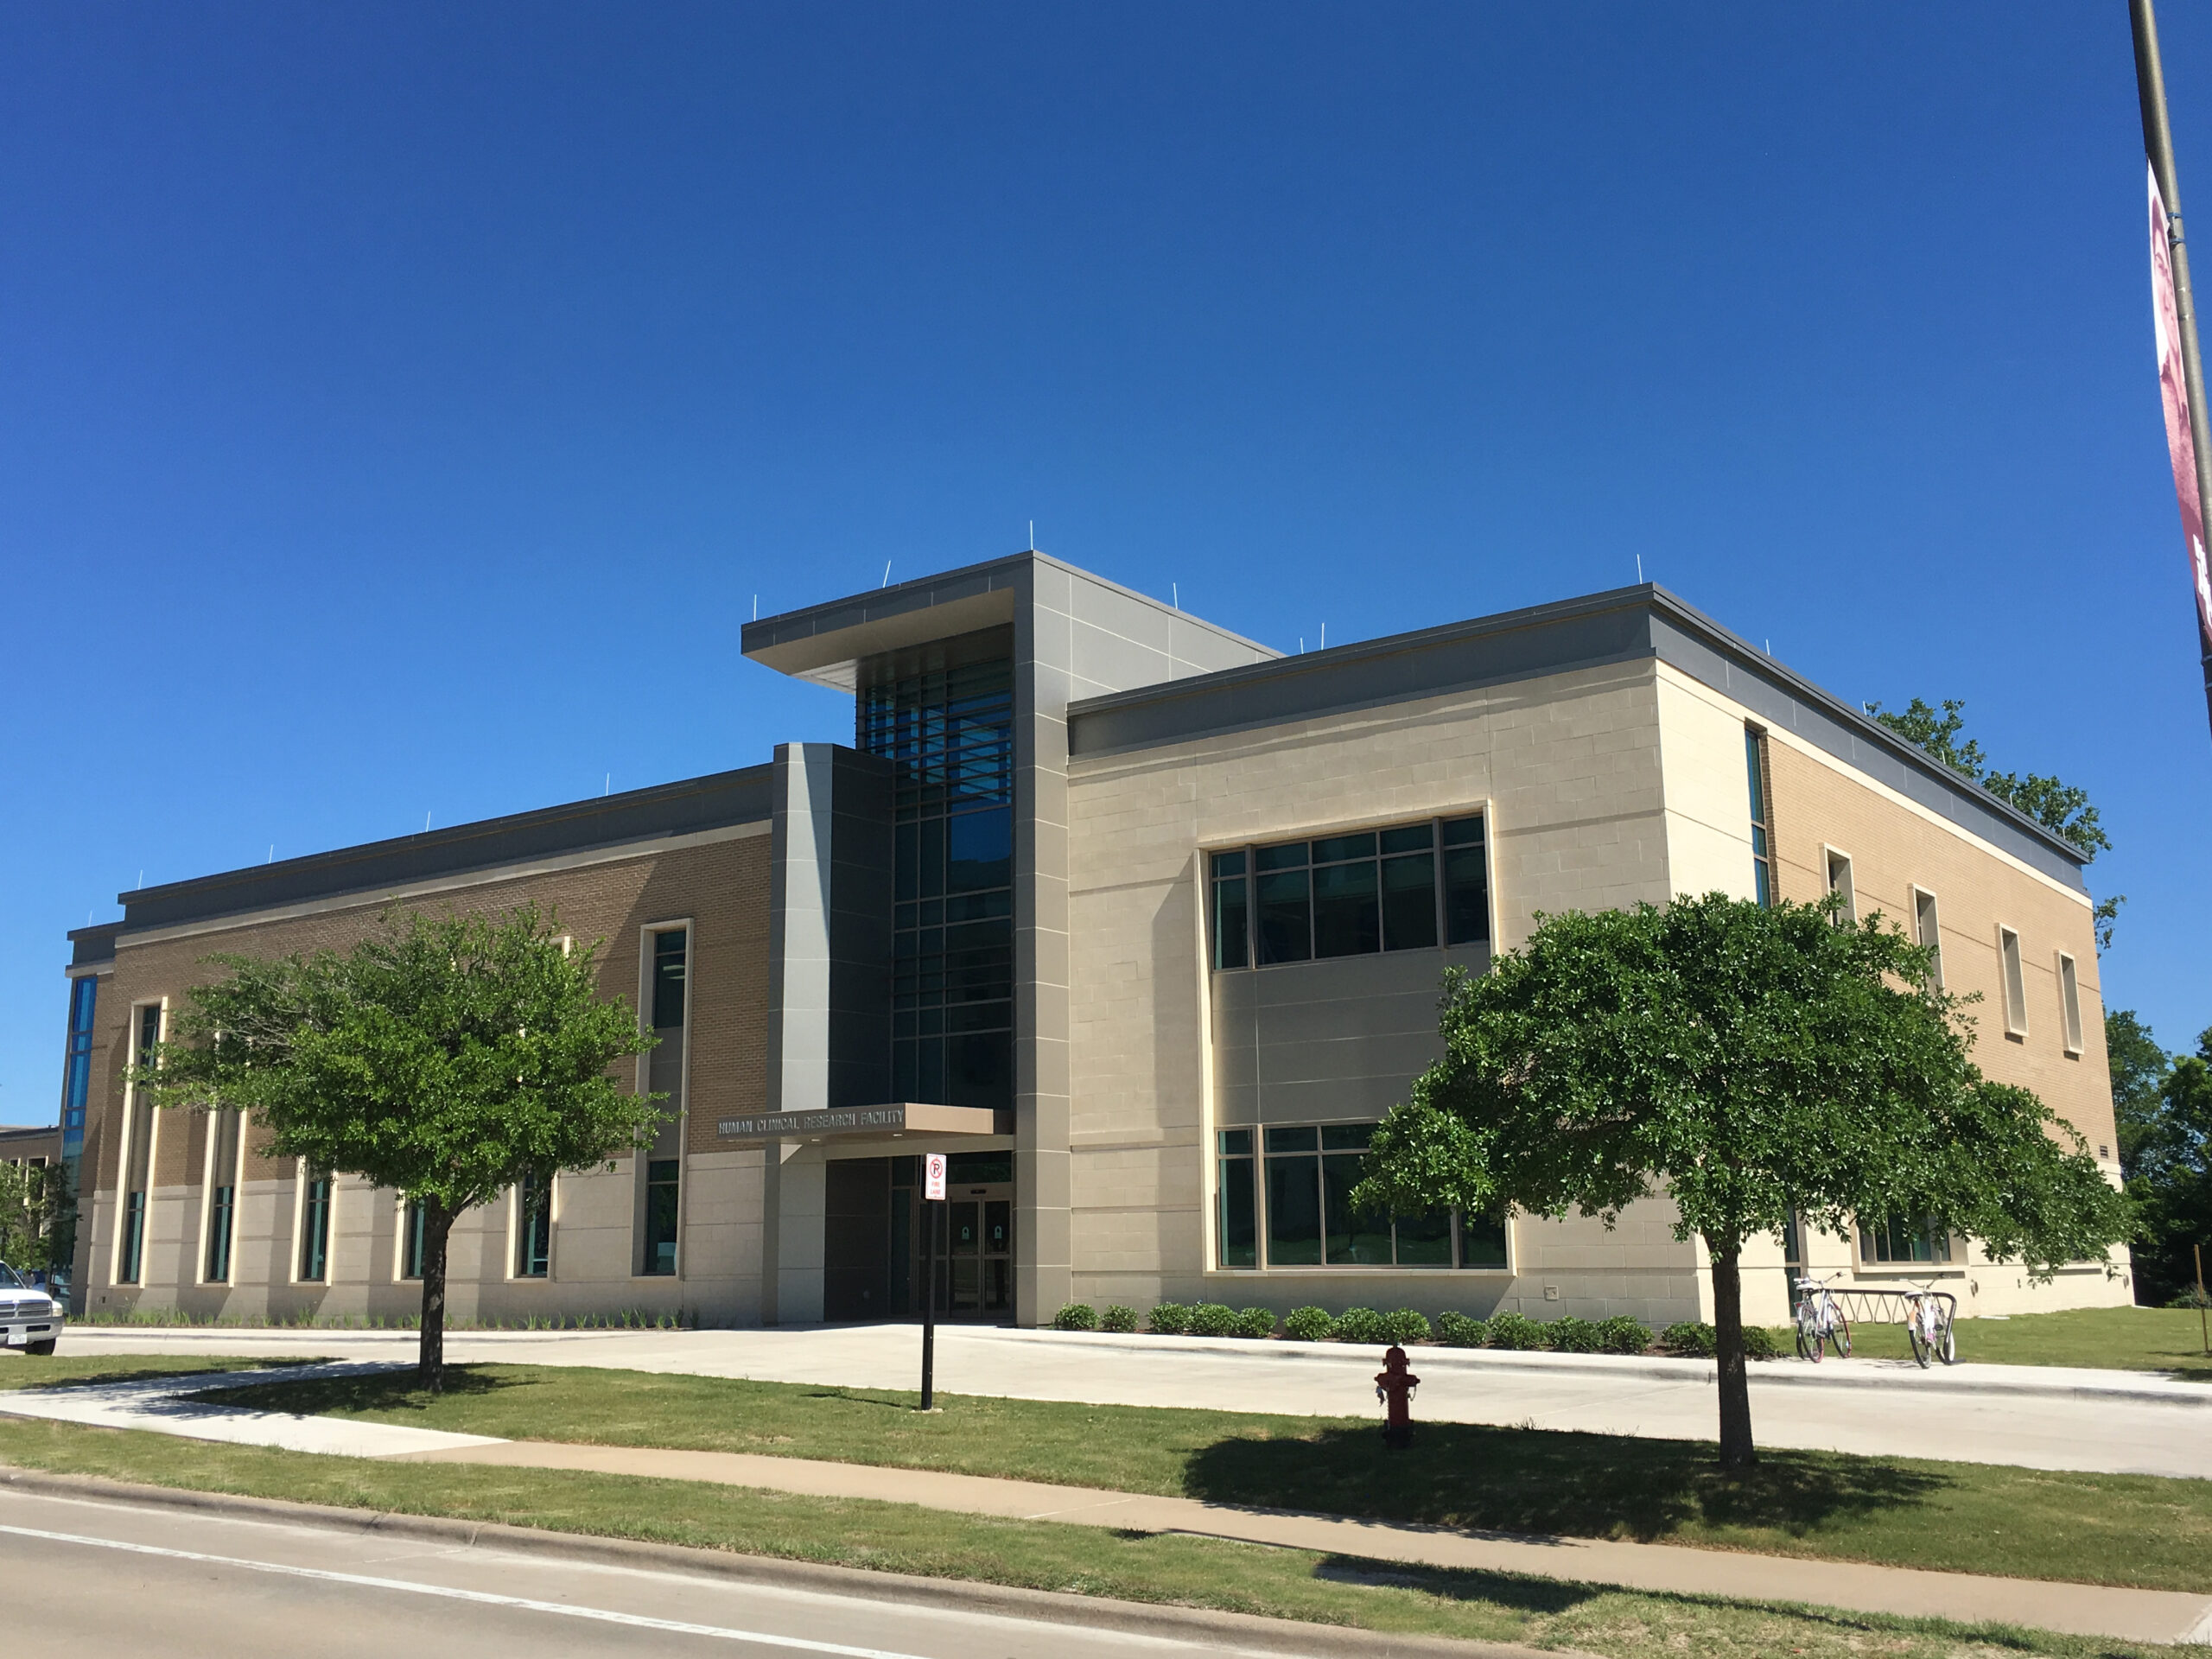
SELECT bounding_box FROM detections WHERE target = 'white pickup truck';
[0,1262,62,1355]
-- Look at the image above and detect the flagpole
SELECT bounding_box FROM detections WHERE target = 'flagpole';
[2133,0,2212,730]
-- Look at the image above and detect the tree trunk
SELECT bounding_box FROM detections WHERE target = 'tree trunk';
[1711,1237,1757,1469]
[416,1197,454,1393]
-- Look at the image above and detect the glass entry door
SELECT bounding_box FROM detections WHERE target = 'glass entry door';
[944,1191,1012,1317]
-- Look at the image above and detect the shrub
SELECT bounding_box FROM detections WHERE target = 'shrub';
[1742,1325,1783,1362]
[1544,1315,1602,1353]
[1052,1302,1098,1332]
[1234,1306,1277,1338]
[1486,1310,1547,1351]
[1100,1304,1138,1333]
[1597,1315,1650,1355]
[1188,1302,1238,1337]
[1332,1306,1387,1344]
[1147,1302,1194,1335]
[1382,1308,1432,1344]
[1662,1320,1717,1358]
[1435,1311,1489,1347]
[1283,1306,1334,1342]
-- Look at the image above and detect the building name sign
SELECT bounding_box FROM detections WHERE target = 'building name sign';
[717,1107,912,1140]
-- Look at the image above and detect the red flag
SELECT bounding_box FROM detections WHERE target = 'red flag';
[2150,162,2212,661]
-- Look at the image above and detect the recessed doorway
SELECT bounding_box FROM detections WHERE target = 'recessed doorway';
[823,1150,1014,1323]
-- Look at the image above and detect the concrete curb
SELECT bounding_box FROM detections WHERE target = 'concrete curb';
[0,1464,1567,1659]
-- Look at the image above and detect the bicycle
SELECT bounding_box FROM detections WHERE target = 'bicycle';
[1792,1274,1853,1362]
[1903,1281,1957,1368]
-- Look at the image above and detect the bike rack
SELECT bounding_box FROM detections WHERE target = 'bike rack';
[1797,1283,1958,1328]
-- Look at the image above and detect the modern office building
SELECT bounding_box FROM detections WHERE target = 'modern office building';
[59,552,2128,1327]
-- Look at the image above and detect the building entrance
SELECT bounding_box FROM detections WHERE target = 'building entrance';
[823,1150,1014,1323]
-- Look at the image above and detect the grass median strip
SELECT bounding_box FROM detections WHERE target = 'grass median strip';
[200,1361,2212,1594]
[0,1408,2174,1659]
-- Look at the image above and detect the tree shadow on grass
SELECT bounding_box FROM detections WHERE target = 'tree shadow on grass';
[1184,1422,1952,1543]
[6,1359,310,1395]
[195,1363,518,1416]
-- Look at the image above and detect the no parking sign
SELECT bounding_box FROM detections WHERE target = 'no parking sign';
[924,1153,946,1201]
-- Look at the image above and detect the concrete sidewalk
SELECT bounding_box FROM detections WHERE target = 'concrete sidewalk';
[46,1321,2212,1479]
[6,1360,2212,1646]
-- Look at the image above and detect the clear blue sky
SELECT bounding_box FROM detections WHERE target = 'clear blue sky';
[5,3,2209,1122]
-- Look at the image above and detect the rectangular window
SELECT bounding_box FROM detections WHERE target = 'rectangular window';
[642,1160,680,1274]
[1825,849,1854,925]
[1210,851,1249,970]
[1859,1214,1952,1265]
[1379,824,1438,950]
[1440,816,1490,945]
[1999,926,2028,1035]
[298,1169,332,1283]
[1215,1129,1256,1268]
[515,1171,551,1278]
[117,1003,162,1285]
[2057,952,2084,1056]
[401,1198,427,1281]
[203,1107,242,1284]
[1260,1120,1494,1268]
[1254,842,1313,964]
[1912,887,1943,989]
[1312,834,1381,959]
[1746,728,1774,906]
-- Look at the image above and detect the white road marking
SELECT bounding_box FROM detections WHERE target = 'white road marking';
[0,1522,931,1656]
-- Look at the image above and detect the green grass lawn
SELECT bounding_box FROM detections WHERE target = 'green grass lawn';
[202,1360,2212,1594]
[1832,1304,2212,1377]
[0,1407,2171,1659]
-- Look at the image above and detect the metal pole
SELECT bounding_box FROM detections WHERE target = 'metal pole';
[2133,0,2212,729]
[2196,1242,2207,1356]
[920,1198,938,1409]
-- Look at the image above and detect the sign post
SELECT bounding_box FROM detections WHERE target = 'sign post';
[920,1154,946,1409]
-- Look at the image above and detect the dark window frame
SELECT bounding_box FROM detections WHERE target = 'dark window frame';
[1746,727,1776,907]
[1208,811,1490,973]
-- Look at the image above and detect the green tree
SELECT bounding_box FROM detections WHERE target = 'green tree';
[2106,1010,2171,1180]
[1866,697,2120,949]
[2122,1025,2212,1306]
[0,1160,67,1276]
[136,905,664,1389]
[1351,893,2131,1468]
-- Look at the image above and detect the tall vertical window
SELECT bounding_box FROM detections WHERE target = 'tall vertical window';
[1210,852,1249,969]
[639,926,688,1277]
[1912,888,1943,989]
[60,976,97,1157]
[2057,952,2084,1056]
[297,1168,332,1283]
[516,1171,552,1278]
[400,1198,427,1280]
[1254,842,1313,964]
[861,649,1014,1112]
[117,1003,162,1285]
[1824,850,1855,924]
[203,1108,242,1284]
[1746,728,1775,906]
[1440,816,1490,945]
[1215,1129,1256,1268]
[642,1160,680,1274]
[1380,825,1438,950]
[1999,925,2028,1035]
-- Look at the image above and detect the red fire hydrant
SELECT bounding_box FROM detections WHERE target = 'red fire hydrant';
[1375,1343,1420,1449]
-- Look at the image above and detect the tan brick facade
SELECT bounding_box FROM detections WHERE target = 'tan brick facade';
[79,827,774,1326]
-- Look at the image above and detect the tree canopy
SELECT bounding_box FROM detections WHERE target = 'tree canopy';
[1353,892,2131,1467]
[2109,1014,2212,1306]
[137,905,664,1386]
[1867,697,2120,950]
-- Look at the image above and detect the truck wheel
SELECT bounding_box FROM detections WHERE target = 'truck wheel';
[23,1340,56,1357]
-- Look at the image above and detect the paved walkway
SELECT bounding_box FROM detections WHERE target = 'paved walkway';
[44,1320,2212,1478]
[5,1359,2211,1645]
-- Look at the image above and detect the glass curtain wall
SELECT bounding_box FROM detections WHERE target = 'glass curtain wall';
[859,649,1015,1114]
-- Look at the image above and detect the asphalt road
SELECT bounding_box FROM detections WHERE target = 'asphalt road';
[0,1485,1303,1659]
